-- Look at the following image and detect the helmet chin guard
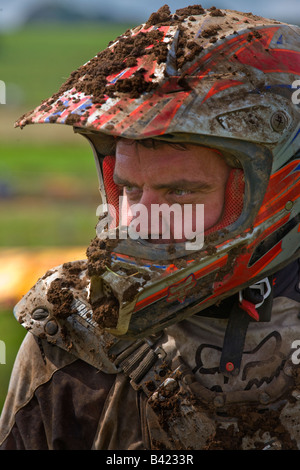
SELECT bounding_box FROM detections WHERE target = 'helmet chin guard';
[15,6,300,338]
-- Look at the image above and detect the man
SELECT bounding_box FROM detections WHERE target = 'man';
[1,5,300,450]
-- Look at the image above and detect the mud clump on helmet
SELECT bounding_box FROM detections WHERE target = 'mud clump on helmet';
[86,236,120,328]
[47,278,75,320]
[174,5,205,17]
[208,6,225,17]
[90,295,119,329]
[54,27,169,104]
[85,235,153,328]
[86,236,115,277]
[145,4,173,27]
[46,261,88,320]
[109,68,156,99]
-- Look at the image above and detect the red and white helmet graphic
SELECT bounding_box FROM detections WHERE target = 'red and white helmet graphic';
[15,6,300,338]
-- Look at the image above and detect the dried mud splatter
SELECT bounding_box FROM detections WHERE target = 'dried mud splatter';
[86,236,120,328]
[16,3,278,132]
[19,3,228,126]
[46,261,88,320]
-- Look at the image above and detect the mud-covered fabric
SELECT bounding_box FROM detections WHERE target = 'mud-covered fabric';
[0,334,116,450]
[1,295,300,449]
[90,295,300,450]
[141,296,300,450]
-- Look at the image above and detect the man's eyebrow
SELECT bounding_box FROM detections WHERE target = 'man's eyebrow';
[113,174,213,191]
[152,180,214,191]
[113,174,137,187]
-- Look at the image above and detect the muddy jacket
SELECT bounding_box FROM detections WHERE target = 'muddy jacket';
[1,261,300,450]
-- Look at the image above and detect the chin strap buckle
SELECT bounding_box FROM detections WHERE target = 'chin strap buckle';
[239,277,272,322]
[220,277,273,375]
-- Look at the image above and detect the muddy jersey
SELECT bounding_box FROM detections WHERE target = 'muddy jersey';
[1,262,300,450]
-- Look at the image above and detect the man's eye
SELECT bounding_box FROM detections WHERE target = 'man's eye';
[124,186,140,196]
[173,189,192,196]
[123,185,135,192]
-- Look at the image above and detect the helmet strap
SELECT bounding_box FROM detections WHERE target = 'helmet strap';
[219,276,273,376]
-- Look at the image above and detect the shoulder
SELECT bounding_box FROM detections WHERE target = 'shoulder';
[0,330,117,449]
[0,331,77,447]
[14,260,119,374]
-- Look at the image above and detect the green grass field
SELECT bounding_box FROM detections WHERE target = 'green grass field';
[0,141,100,246]
[0,311,26,413]
[0,21,136,414]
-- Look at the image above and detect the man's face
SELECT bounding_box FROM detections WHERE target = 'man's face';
[114,139,230,243]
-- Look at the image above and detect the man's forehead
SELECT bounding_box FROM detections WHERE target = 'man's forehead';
[113,144,229,189]
[116,137,187,150]
[115,138,223,158]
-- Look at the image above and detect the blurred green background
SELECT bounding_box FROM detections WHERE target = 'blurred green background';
[0,21,135,412]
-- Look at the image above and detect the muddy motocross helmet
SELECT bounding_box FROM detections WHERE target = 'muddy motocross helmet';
[16,6,300,340]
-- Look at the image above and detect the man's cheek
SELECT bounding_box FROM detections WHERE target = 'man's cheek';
[203,200,223,230]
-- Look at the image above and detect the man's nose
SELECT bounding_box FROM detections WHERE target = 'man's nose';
[138,188,164,208]
[132,189,165,238]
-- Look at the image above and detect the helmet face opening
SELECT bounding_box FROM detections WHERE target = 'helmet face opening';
[86,132,273,264]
